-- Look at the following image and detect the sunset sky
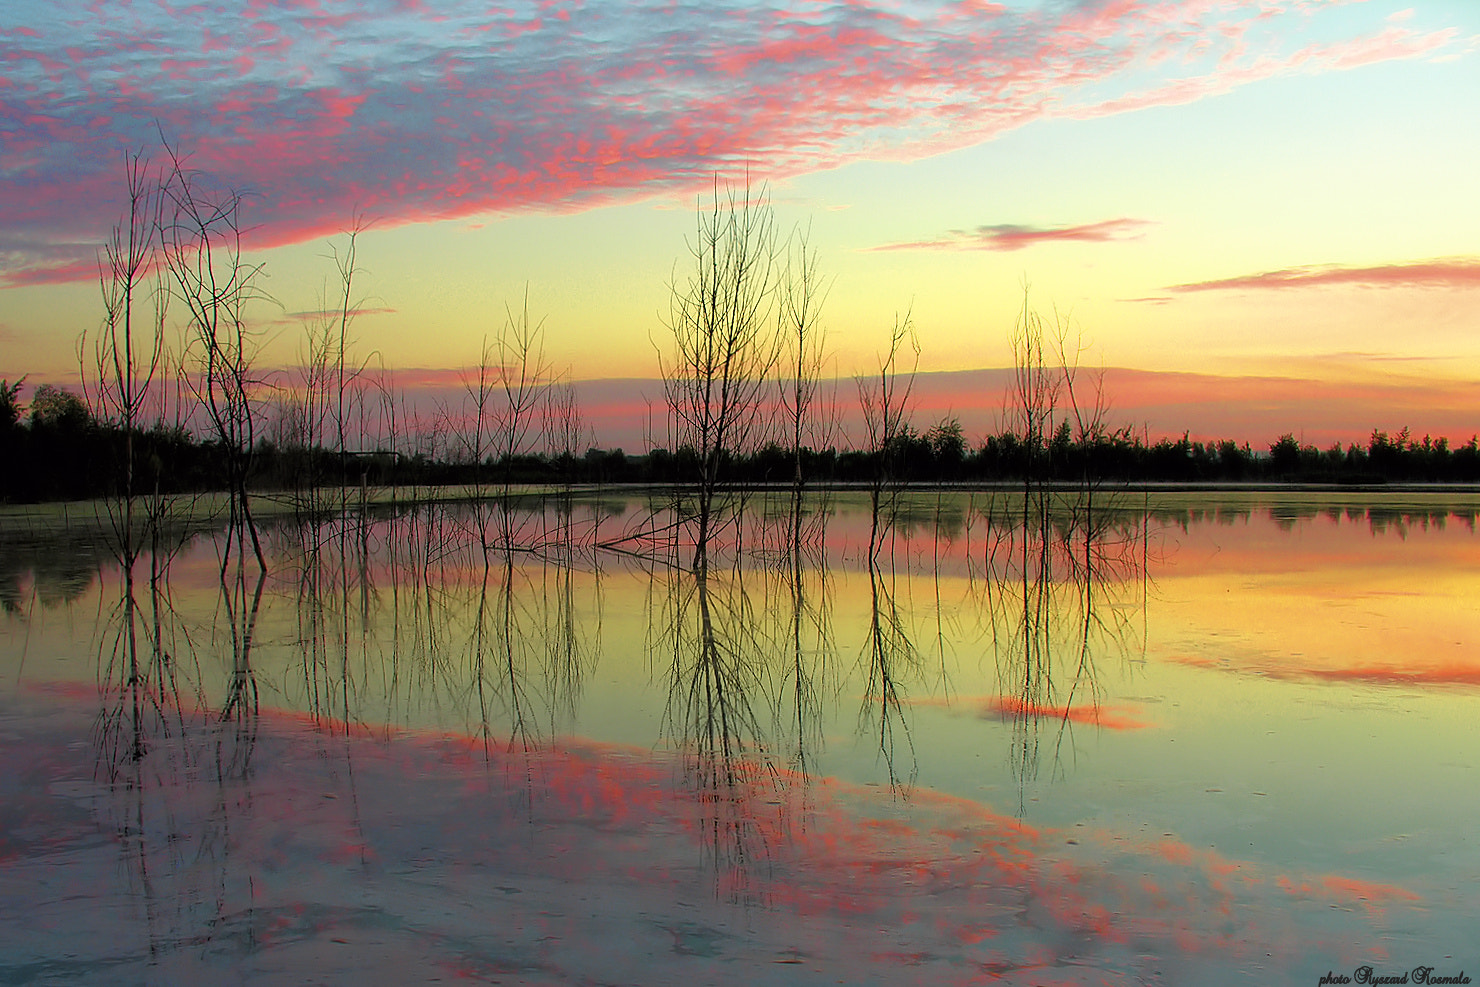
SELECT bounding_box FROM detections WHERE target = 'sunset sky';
[2,0,1477,448]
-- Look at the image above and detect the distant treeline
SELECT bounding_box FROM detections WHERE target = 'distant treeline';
[3,384,1477,502]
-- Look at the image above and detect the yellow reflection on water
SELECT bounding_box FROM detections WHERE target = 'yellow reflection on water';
[1149,496,1480,688]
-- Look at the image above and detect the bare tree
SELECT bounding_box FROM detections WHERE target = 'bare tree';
[83,150,171,563]
[659,180,783,568]
[459,287,556,553]
[330,226,361,469]
[1006,291,1061,491]
[280,290,337,506]
[275,222,378,514]
[494,289,552,474]
[856,311,919,560]
[86,151,195,783]
[777,224,830,533]
[158,142,270,571]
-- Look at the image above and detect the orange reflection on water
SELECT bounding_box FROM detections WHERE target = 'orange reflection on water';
[1153,500,1480,692]
[984,695,1157,731]
[1276,874,1422,916]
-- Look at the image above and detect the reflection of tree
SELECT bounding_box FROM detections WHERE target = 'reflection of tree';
[216,557,264,779]
[458,505,598,753]
[775,501,831,780]
[660,556,770,897]
[90,510,263,964]
[470,549,533,750]
[290,512,364,731]
[94,551,190,778]
[538,528,594,736]
[276,501,597,751]
[646,486,844,898]
[16,549,97,610]
[973,491,1148,810]
[859,548,920,793]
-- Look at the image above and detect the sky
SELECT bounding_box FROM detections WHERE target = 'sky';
[2,0,1478,448]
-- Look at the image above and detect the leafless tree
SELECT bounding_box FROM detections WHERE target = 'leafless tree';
[459,287,556,553]
[856,311,919,560]
[86,151,199,785]
[83,150,171,564]
[493,289,552,472]
[777,224,831,536]
[660,180,783,568]
[158,141,270,572]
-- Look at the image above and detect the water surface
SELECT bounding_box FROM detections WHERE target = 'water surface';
[1,489,1476,984]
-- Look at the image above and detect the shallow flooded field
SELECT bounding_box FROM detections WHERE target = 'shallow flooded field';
[1,488,1477,985]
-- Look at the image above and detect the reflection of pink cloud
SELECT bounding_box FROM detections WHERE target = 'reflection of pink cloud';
[872,218,1149,253]
[1302,664,1480,688]
[1,1,1461,284]
[1278,874,1421,916]
[1168,655,1480,691]
[13,632,1429,977]
[1170,258,1480,293]
[985,695,1155,730]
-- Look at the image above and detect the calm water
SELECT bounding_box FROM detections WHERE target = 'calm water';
[1,489,1477,985]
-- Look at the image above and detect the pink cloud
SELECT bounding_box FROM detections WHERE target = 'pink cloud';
[872,218,1150,253]
[0,258,102,288]
[0,1,1466,285]
[1169,257,1480,292]
[1065,22,1455,119]
[270,305,398,327]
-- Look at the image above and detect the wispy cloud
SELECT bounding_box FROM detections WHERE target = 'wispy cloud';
[872,218,1149,253]
[0,1,1463,284]
[1169,257,1480,292]
[1065,24,1457,119]
[275,306,398,324]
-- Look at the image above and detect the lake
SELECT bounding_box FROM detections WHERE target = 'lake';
[1,487,1476,985]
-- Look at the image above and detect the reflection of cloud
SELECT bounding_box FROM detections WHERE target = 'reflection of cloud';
[1170,654,1480,690]
[984,695,1155,730]
[13,679,1427,978]
[872,218,1149,253]
[1277,875,1421,916]
[0,1,1462,284]
[1302,664,1480,688]
[1169,258,1480,293]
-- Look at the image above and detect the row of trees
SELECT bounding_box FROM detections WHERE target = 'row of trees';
[3,167,1477,510]
[6,375,1478,500]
